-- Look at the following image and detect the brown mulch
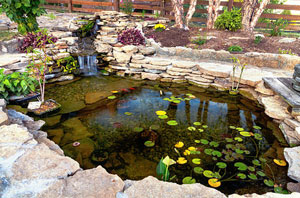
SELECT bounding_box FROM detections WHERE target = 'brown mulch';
[144,27,300,56]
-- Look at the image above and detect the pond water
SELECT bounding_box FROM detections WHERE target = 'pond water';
[40,76,290,195]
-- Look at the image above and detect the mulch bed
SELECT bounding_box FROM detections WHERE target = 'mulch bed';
[144,26,300,56]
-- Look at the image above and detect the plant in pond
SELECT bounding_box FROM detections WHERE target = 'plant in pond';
[57,56,79,74]
[118,28,145,46]
[230,56,247,95]
[0,69,37,100]
[156,156,176,181]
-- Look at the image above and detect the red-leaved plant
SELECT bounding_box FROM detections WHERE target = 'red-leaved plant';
[118,28,145,46]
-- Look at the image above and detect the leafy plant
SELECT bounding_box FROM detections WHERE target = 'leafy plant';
[192,33,207,46]
[141,10,146,18]
[17,29,58,53]
[228,45,243,52]
[120,0,133,15]
[278,48,297,56]
[26,29,55,103]
[57,56,79,74]
[267,18,288,36]
[0,0,46,34]
[46,13,56,20]
[230,56,247,94]
[77,20,95,37]
[0,69,37,100]
[156,156,176,181]
[254,35,263,44]
[215,8,242,32]
[118,28,145,46]
[154,10,160,19]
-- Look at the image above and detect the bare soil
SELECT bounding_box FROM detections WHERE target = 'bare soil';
[144,27,300,56]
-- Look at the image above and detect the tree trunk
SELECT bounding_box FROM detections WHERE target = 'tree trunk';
[170,0,185,28]
[207,0,221,29]
[185,0,197,28]
[242,0,270,32]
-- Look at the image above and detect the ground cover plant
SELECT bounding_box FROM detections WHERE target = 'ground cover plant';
[118,28,145,45]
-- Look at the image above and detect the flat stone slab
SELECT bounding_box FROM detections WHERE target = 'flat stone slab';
[263,77,300,113]
[197,62,232,78]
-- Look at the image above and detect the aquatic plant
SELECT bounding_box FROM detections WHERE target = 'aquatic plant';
[156,156,176,181]
[230,56,247,95]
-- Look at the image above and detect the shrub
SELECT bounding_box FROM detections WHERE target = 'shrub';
[215,8,242,32]
[228,45,243,52]
[254,35,263,44]
[17,29,58,53]
[0,69,37,100]
[0,0,46,34]
[192,33,207,46]
[120,0,133,15]
[267,18,288,36]
[118,28,145,45]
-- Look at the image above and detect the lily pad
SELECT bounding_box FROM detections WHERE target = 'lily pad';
[182,176,196,184]
[234,162,248,171]
[248,173,257,180]
[254,133,263,140]
[144,141,155,147]
[240,131,251,137]
[234,137,243,142]
[133,127,144,133]
[203,170,214,178]
[198,129,204,132]
[236,127,244,131]
[193,122,201,126]
[247,166,255,172]
[200,139,209,145]
[173,99,181,104]
[204,148,213,155]
[202,125,208,129]
[158,115,168,119]
[167,120,178,126]
[194,140,201,143]
[257,171,266,177]
[225,138,233,143]
[235,148,244,154]
[253,126,262,130]
[108,95,116,99]
[124,112,132,116]
[209,141,219,147]
[194,167,204,174]
[212,150,222,157]
[216,162,227,169]
[229,126,236,129]
[150,125,160,130]
[156,110,166,116]
[188,126,196,131]
[252,159,261,166]
[192,158,201,165]
[273,159,287,166]
[264,179,274,187]
[274,186,289,194]
[237,173,246,179]
[208,178,221,188]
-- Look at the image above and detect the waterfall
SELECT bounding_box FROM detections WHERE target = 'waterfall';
[78,55,98,76]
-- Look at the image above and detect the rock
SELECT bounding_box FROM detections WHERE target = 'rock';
[142,64,168,71]
[122,45,138,53]
[7,109,45,131]
[0,124,36,159]
[254,34,265,38]
[141,73,160,81]
[52,52,70,61]
[27,101,42,111]
[138,46,156,55]
[0,99,6,108]
[85,91,111,104]
[255,82,274,96]
[11,143,80,181]
[197,62,232,78]
[43,115,62,127]
[279,38,296,43]
[47,128,64,144]
[0,108,9,125]
[124,176,226,198]
[113,51,131,63]
[239,88,259,101]
[6,105,28,114]
[288,182,300,193]
[284,146,300,182]
[132,54,144,60]
[100,36,118,45]
[172,60,197,69]
[63,166,124,198]
[186,76,213,83]
[48,74,74,83]
[279,123,300,146]
[94,42,113,53]
[261,96,291,120]
[228,192,300,198]
[60,37,78,45]
[284,119,300,129]
[149,58,171,66]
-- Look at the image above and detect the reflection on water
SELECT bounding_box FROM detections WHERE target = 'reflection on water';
[41,77,289,195]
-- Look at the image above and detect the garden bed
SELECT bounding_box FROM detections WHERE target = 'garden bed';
[144,27,300,56]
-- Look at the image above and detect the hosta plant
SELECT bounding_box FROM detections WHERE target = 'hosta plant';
[118,28,145,46]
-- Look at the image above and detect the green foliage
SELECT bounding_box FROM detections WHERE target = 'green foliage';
[0,0,46,34]
[228,45,243,52]
[120,0,133,15]
[254,35,263,45]
[215,8,242,32]
[46,13,56,20]
[141,10,146,18]
[278,48,297,56]
[230,56,247,93]
[78,20,95,37]
[57,56,79,74]
[154,10,160,19]
[0,69,37,100]
[192,33,207,46]
[267,18,288,36]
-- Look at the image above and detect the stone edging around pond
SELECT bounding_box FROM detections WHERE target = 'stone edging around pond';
[1,10,300,198]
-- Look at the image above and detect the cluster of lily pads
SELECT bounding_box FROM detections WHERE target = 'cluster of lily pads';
[155,110,288,194]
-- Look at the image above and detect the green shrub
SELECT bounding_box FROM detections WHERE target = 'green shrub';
[228,45,243,52]
[0,0,46,34]
[0,69,37,100]
[215,8,242,32]
[192,34,207,46]
[267,18,288,36]
[254,36,263,44]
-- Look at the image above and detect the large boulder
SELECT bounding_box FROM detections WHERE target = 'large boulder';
[124,176,226,198]
[261,96,291,120]
[284,146,300,182]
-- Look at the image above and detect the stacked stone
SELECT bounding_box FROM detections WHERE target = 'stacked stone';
[293,64,300,91]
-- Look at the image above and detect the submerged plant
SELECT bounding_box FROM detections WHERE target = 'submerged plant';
[230,56,247,95]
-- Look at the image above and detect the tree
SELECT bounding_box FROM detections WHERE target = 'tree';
[0,0,46,34]
[207,0,221,29]
[170,0,198,29]
[241,0,271,32]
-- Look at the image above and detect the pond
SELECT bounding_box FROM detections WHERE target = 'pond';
[39,76,290,195]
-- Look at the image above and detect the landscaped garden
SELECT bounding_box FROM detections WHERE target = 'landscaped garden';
[0,0,300,197]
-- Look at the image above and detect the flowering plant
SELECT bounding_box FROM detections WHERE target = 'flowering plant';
[118,28,145,46]
[120,0,134,15]
[154,24,166,32]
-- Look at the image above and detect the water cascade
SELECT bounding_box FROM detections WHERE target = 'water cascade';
[78,55,98,76]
